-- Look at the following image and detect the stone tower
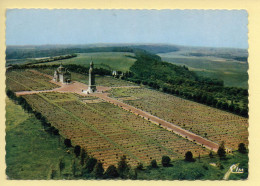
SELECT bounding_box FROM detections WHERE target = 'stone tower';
[87,60,97,93]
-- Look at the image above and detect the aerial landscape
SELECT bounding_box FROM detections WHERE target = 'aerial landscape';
[5,9,248,180]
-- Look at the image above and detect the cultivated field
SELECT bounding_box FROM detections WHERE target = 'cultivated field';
[158,51,248,89]
[109,88,248,150]
[40,52,136,72]
[6,69,59,92]
[22,92,209,168]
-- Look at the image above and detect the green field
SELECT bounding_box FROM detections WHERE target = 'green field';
[5,98,81,179]
[136,151,248,180]
[40,52,136,72]
[158,52,248,89]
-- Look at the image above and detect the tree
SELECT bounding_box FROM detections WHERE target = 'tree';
[104,165,119,179]
[216,101,223,109]
[85,157,97,173]
[150,159,158,168]
[217,141,226,158]
[185,151,194,162]
[59,158,65,174]
[238,143,247,154]
[209,151,214,158]
[72,159,76,176]
[228,103,235,112]
[161,156,171,167]
[74,145,81,157]
[240,108,248,117]
[128,168,138,180]
[64,139,72,147]
[136,162,144,170]
[80,148,87,166]
[117,155,130,179]
[53,128,59,135]
[221,102,229,110]
[93,161,104,178]
[234,105,241,115]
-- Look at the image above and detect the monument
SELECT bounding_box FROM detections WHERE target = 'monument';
[84,61,97,94]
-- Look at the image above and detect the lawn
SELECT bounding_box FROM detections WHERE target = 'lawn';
[5,98,81,179]
[40,52,136,72]
[136,151,248,180]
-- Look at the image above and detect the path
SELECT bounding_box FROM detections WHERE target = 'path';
[15,72,220,152]
[15,81,111,96]
[223,163,240,180]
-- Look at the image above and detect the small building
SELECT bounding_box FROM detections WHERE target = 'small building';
[112,70,118,77]
[53,64,71,84]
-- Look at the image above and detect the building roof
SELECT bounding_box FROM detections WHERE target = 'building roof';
[57,64,65,73]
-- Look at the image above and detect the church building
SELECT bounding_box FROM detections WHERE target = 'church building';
[53,64,71,84]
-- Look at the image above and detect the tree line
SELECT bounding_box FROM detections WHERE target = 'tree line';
[24,54,77,66]
[6,46,135,60]
[8,64,112,76]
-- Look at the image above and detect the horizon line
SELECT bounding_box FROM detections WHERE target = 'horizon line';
[5,43,248,50]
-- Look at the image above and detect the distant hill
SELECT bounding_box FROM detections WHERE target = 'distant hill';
[6,43,247,60]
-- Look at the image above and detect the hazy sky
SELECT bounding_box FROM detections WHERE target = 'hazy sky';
[6,9,248,49]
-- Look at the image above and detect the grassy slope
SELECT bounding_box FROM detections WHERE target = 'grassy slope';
[158,51,248,89]
[5,98,79,179]
[136,152,248,180]
[40,52,136,72]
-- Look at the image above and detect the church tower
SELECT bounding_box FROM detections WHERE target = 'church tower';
[87,60,97,93]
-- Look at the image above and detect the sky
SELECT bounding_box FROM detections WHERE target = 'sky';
[6,9,248,49]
